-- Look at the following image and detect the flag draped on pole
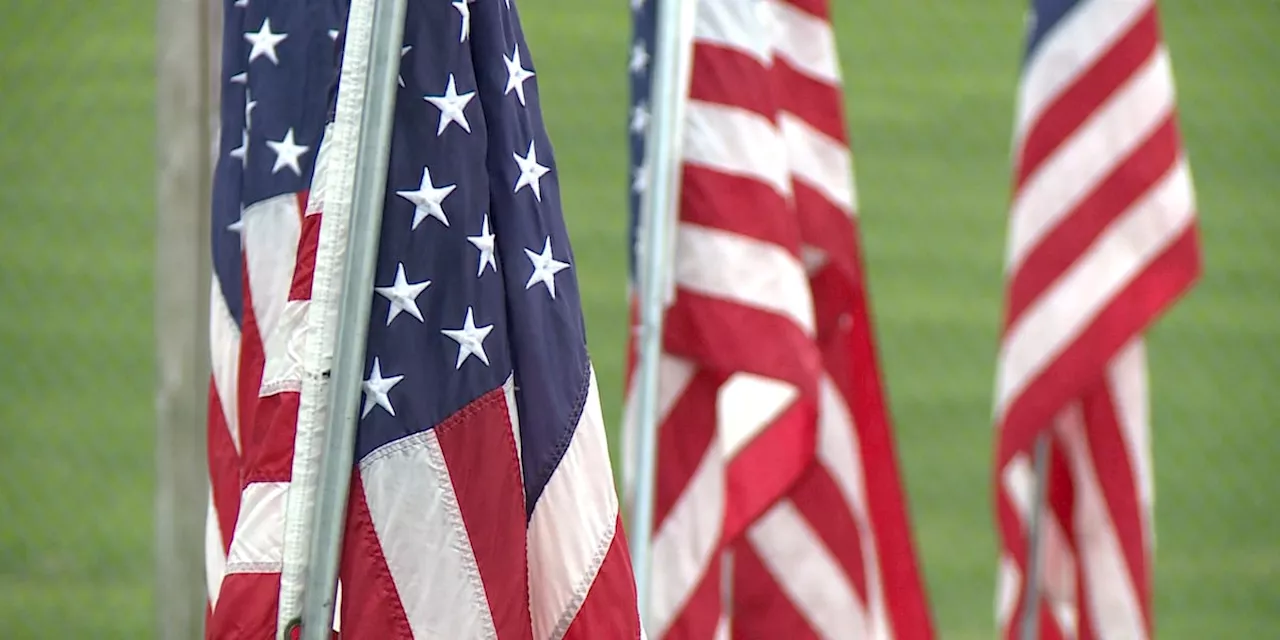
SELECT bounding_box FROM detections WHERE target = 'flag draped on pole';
[207,0,643,638]
[993,1,1201,638]
[205,0,340,632]
[624,1,934,638]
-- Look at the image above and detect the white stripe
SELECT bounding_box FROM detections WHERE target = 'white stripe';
[360,430,497,639]
[224,481,289,573]
[1057,406,1149,639]
[651,443,725,638]
[717,373,798,459]
[528,367,629,640]
[694,0,772,65]
[684,101,791,196]
[814,378,890,638]
[241,192,303,356]
[770,0,841,84]
[1017,0,1153,137]
[1108,339,1156,550]
[622,354,697,500]
[209,276,242,452]
[502,375,523,471]
[995,554,1020,628]
[1008,49,1173,268]
[780,112,856,214]
[205,492,227,607]
[996,160,1194,416]
[676,223,816,334]
[748,500,868,639]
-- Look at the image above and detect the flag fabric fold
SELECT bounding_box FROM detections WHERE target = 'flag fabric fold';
[993,1,1201,638]
[207,0,643,637]
[624,1,935,638]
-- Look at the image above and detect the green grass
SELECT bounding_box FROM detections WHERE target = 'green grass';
[0,0,1275,637]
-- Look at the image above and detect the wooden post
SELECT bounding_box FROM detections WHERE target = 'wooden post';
[153,0,220,636]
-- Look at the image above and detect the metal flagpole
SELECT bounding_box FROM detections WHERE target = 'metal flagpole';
[296,0,408,637]
[1019,432,1052,640]
[628,0,700,629]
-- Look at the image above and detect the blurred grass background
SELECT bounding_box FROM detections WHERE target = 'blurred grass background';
[0,0,1274,637]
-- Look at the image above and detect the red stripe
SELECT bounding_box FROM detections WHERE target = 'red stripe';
[290,211,322,301]
[689,45,777,120]
[778,0,830,21]
[723,400,814,544]
[653,370,721,529]
[561,519,643,640]
[207,378,242,554]
[1015,7,1159,187]
[772,61,847,144]
[435,387,533,640]
[206,572,284,640]
[794,182,860,283]
[729,541,820,639]
[808,267,936,638]
[665,292,821,398]
[787,466,868,601]
[998,226,1199,458]
[1080,383,1154,634]
[680,166,799,251]
[1007,119,1181,327]
[661,554,725,640]
[236,256,266,483]
[338,472,413,639]
[243,390,300,484]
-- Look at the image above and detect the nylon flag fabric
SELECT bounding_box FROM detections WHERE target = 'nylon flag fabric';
[207,0,643,638]
[205,0,340,633]
[623,1,935,638]
[993,1,1201,638]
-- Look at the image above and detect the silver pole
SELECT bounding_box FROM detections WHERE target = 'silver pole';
[628,0,699,629]
[153,0,219,636]
[1019,433,1052,640]
[297,0,408,636]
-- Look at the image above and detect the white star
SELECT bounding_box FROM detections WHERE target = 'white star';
[467,213,497,277]
[244,18,288,65]
[503,45,535,106]
[513,140,551,201]
[396,167,456,229]
[397,45,412,87]
[441,307,494,369]
[234,0,249,7]
[361,358,404,418]
[265,128,309,175]
[452,1,471,43]
[229,71,248,85]
[629,42,649,75]
[328,28,340,42]
[374,263,430,325]
[245,89,258,130]
[632,158,649,194]
[524,237,571,298]
[227,217,244,235]
[629,101,649,135]
[424,74,476,136]
[631,0,645,9]
[228,129,249,167]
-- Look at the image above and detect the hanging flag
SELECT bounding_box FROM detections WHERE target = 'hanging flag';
[993,1,1201,638]
[205,0,340,633]
[624,1,935,637]
[209,0,644,638]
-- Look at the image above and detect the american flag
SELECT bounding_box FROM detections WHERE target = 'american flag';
[993,1,1201,638]
[207,0,643,638]
[623,1,934,638]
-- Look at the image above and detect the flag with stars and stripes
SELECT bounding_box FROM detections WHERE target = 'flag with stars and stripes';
[205,0,340,634]
[206,0,644,638]
[622,1,935,638]
[992,1,1201,638]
